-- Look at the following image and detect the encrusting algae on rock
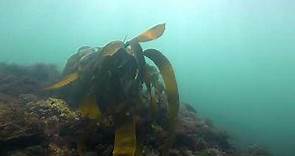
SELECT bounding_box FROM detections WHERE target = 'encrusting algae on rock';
[28,98,78,121]
[0,96,78,154]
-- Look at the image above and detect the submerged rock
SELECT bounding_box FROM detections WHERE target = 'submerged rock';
[0,102,44,155]
[0,63,272,156]
[27,98,78,121]
[0,63,60,99]
[0,96,272,156]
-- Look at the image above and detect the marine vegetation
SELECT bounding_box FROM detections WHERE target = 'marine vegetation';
[0,25,272,156]
[45,23,179,156]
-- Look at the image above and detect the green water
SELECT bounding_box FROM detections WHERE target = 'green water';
[1,0,294,155]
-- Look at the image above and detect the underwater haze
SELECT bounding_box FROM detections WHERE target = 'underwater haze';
[1,0,295,155]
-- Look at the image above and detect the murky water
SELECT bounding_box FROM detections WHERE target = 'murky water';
[1,1,294,155]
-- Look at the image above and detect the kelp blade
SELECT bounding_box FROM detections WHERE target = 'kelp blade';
[79,96,101,121]
[144,49,179,123]
[133,23,165,43]
[44,72,79,90]
[143,65,160,118]
[143,49,179,155]
[128,41,145,81]
[113,117,136,156]
[102,41,125,57]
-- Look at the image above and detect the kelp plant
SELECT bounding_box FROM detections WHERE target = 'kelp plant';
[45,23,180,156]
